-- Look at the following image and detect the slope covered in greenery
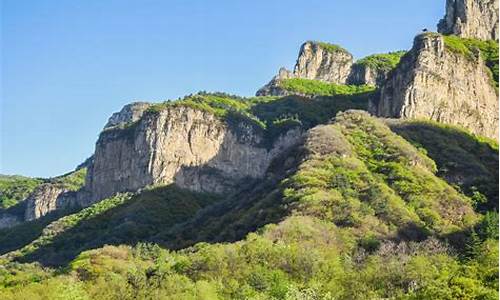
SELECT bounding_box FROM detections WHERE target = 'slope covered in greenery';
[354,51,407,72]
[390,119,499,212]
[0,111,497,299]
[0,185,220,266]
[278,78,375,97]
[0,175,43,209]
[48,168,87,192]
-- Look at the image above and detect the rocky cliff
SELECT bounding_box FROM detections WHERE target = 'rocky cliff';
[438,0,499,40]
[104,102,151,129]
[256,41,354,96]
[20,168,86,222]
[372,33,498,139]
[82,105,302,204]
[293,41,353,83]
[348,63,388,86]
[24,184,73,221]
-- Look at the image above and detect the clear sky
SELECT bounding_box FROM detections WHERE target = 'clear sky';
[1,0,444,178]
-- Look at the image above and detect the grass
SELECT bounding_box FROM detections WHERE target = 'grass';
[0,176,43,209]
[355,51,407,72]
[49,168,87,191]
[279,78,376,97]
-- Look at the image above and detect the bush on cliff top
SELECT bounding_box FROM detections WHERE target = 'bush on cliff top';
[308,41,350,54]
[279,78,376,97]
[355,51,407,72]
[0,176,43,209]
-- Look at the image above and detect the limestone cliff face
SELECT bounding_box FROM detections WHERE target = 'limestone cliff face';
[293,42,353,83]
[83,105,302,204]
[24,184,77,221]
[104,102,151,129]
[373,33,498,139]
[438,0,499,40]
[24,184,67,221]
[348,64,389,86]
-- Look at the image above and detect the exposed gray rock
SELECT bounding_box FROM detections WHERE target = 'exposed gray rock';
[438,0,499,40]
[372,33,498,139]
[82,105,303,204]
[104,102,151,129]
[348,63,389,86]
[293,41,354,83]
[24,184,79,221]
[24,184,66,221]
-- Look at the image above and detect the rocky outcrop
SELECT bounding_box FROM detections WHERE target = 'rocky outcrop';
[82,105,302,204]
[24,184,77,221]
[348,63,389,86]
[257,41,354,96]
[104,102,151,129]
[438,0,499,40]
[293,41,353,83]
[256,68,295,96]
[372,33,498,139]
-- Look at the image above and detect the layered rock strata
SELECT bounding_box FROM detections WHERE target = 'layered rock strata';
[372,33,498,139]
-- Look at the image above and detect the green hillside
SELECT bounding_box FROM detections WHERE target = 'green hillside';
[0,175,43,209]
[1,110,496,299]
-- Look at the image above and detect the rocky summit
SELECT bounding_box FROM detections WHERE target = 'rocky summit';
[438,0,499,40]
[372,33,499,139]
[1,1,498,299]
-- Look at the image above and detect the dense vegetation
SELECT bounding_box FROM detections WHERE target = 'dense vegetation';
[355,51,407,72]
[390,119,499,212]
[0,111,497,299]
[0,175,43,209]
[285,112,476,241]
[279,78,375,97]
[0,185,220,266]
[49,168,87,191]
[443,35,499,87]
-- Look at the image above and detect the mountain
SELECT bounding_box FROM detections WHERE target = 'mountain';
[256,42,405,96]
[0,0,498,299]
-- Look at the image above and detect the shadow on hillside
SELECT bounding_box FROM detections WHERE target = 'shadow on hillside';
[0,204,78,255]
[15,127,306,267]
[390,121,499,211]
[250,94,370,130]
[15,185,223,266]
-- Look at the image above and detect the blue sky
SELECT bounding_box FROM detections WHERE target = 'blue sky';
[1,0,444,178]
